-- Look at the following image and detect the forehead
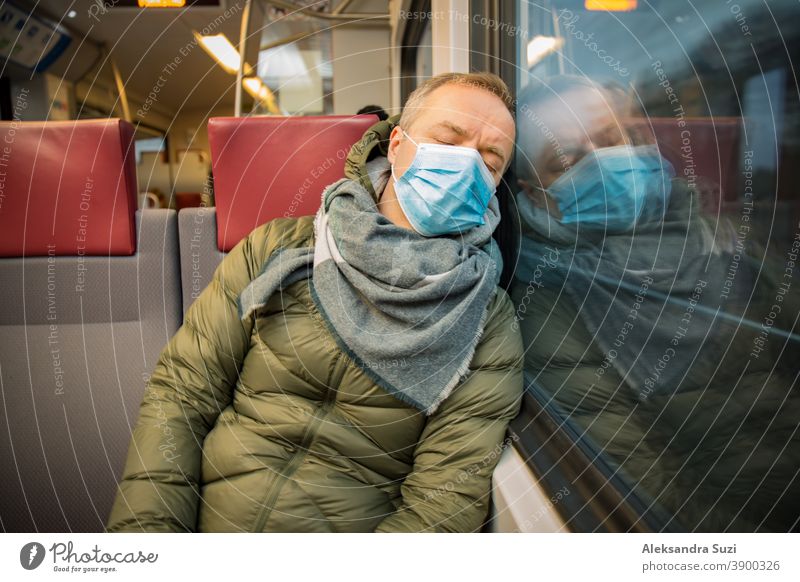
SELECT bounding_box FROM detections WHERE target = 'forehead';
[412,83,516,152]
[519,87,616,160]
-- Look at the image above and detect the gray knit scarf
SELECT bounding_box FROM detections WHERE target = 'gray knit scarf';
[238,160,502,415]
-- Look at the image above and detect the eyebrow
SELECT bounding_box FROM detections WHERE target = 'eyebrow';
[431,121,507,168]
[483,144,507,168]
[433,120,468,137]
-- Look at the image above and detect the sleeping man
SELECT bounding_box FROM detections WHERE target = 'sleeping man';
[107,72,523,533]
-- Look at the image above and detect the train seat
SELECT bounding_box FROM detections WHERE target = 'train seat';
[0,118,181,532]
[628,116,742,215]
[178,114,378,312]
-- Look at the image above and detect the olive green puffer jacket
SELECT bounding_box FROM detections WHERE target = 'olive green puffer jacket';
[106,119,524,533]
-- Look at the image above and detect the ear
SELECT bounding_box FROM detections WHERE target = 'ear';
[518,178,549,209]
[517,178,538,204]
[387,125,404,165]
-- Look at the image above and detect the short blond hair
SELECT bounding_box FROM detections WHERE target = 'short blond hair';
[399,72,514,130]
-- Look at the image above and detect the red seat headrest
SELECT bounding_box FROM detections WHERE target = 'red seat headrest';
[629,117,741,214]
[208,115,378,252]
[0,118,138,257]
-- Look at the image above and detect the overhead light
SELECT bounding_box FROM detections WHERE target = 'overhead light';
[243,76,267,99]
[195,32,243,74]
[242,76,280,114]
[195,32,254,75]
[585,0,638,11]
[242,76,277,109]
[138,1,187,7]
[67,9,77,18]
[527,36,563,68]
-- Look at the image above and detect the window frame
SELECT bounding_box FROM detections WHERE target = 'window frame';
[399,0,432,105]
[510,376,682,532]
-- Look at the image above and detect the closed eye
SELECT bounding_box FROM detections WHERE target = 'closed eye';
[432,136,499,175]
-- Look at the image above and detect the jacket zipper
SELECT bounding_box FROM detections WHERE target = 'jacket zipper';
[250,351,347,532]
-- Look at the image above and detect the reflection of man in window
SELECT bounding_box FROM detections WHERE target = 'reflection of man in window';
[513,75,800,532]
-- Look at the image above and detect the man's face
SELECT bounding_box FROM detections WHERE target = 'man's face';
[518,86,630,217]
[387,83,516,187]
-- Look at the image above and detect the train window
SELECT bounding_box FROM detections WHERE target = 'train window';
[415,18,433,83]
[508,0,800,531]
[254,4,334,114]
[135,136,166,164]
[135,131,173,209]
[399,0,432,102]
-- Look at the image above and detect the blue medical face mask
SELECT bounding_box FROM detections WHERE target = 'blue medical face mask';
[391,129,497,237]
[541,144,675,232]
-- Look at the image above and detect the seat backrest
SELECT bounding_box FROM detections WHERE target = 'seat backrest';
[207,114,378,252]
[180,114,377,311]
[629,117,742,215]
[179,205,224,313]
[0,119,181,532]
[0,118,138,257]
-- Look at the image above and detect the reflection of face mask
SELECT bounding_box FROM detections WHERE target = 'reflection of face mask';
[543,144,675,232]
[391,129,496,237]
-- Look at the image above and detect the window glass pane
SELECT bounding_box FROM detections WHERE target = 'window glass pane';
[416,22,433,84]
[135,134,171,208]
[254,5,333,115]
[134,136,165,165]
[511,0,799,531]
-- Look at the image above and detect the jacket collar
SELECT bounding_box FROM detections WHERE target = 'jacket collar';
[344,114,400,203]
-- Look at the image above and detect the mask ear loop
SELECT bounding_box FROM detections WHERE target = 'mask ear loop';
[391,127,420,185]
[400,128,420,147]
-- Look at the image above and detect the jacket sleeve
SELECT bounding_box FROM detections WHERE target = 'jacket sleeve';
[105,225,270,532]
[374,289,524,532]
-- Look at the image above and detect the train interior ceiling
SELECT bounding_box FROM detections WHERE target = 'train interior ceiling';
[1,0,799,534]
[1,0,395,210]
